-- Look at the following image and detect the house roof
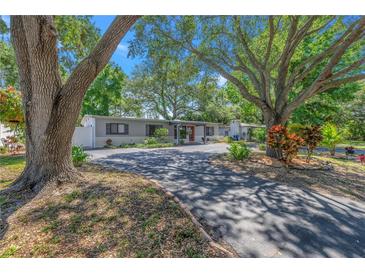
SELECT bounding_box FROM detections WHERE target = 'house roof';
[82,115,225,126]
[240,123,266,128]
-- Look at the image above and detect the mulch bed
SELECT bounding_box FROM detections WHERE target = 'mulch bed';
[210,153,365,201]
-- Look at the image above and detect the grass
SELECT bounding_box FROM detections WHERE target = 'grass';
[0,155,25,190]
[313,155,365,172]
[337,140,365,150]
[0,155,225,258]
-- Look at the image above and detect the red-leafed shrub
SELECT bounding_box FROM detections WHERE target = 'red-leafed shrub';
[358,154,365,165]
[268,125,304,164]
[299,125,323,162]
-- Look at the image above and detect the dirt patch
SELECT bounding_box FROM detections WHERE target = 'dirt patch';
[0,164,226,258]
[210,153,365,201]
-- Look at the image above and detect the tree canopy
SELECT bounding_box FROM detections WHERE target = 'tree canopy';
[130,16,365,132]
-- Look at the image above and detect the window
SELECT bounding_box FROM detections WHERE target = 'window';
[106,123,129,135]
[146,124,163,136]
[206,126,214,136]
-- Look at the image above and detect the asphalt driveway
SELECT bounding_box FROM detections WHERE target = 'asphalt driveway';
[88,144,365,257]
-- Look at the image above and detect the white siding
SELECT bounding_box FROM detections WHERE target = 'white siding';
[72,127,93,148]
[0,124,12,146]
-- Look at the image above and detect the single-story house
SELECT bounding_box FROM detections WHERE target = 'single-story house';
[72,115,227,148]
[71,115,265,149]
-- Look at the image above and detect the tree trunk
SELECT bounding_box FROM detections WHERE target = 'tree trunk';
[8,15,139,192]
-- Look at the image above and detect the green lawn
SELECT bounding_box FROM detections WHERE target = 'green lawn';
[313,155,365,172]
[0,155,25,189]
[337,140,365,150]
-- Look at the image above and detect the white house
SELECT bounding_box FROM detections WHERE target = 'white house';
[71,115,264,149]
[0,123,12,146]
[229,120,266,141]
[72,115,227,148]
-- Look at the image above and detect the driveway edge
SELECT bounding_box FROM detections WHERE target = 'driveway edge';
[150,179,239,258]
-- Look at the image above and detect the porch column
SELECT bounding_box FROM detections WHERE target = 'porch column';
[203,124,206,144]
[176,124,180,145]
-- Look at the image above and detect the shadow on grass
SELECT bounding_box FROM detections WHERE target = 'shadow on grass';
[0,165,217,258]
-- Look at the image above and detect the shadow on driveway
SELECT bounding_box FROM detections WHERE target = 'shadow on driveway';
[93,148,365,257]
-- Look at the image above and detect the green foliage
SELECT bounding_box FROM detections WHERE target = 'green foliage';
[321,123,347,156]
[251,128,266,143]
[346,88,365,141]
[153,127,169,142]
[0,146,7,154]
[224,136,234,143]
[298,125,323,162]
[227,142,250,160]
[72,146,88,167]
[0,41,18,88]
[132,16,364,134]
[0,245,18,258]
[144,137,158,145]
[82,64,141,117]
[0,16,101,87]
[127,54,203,120]
[54,16,100,76]
[258,144,266,151]
[0,87,24,141]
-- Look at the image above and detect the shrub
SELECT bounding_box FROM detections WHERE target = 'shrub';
[321,123,347,156]
[358,154,365,165]
[227,142,250,160]
[268,125,304,164]
[345,146,355,156]
[258,144,266,151]
[105,139,113,146]
[288,123,305,135]
[251,128,266,143]
[144,137,158,145]
[224,136,234,143]
[153,127,169,142]
[298,125,323,162]
[72,146,88,167]
[0,146,7,154]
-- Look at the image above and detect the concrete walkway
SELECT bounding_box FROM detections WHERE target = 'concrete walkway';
[88,144,365,257]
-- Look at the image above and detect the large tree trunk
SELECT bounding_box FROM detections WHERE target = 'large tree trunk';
[8,15,139,192]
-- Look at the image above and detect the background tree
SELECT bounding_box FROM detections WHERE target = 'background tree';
[8,15,139,192]
[0,16,18,88]
[81,63,142,117]
[0,86,24,139]
[127,55,201,120]
[345,88,365,141]
[54,16,100,78]
[131,16,365,157]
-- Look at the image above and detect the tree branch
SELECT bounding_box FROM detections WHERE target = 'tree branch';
[61,16,140,100]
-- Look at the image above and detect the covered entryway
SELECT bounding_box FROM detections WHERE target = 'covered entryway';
[170,120,207,145]
[187,125,195,142]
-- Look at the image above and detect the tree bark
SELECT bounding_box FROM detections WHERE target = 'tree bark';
[8,15,140,192]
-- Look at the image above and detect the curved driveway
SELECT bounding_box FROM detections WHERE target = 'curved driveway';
[88,144,365,257]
